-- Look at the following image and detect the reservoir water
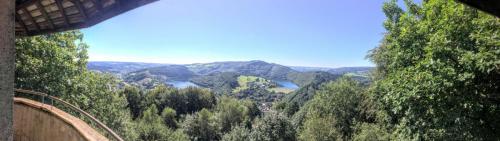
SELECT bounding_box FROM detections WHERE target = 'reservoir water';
[167,81,199,89]
[275,81,299,89]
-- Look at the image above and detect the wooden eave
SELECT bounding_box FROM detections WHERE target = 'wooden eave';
[15,0,157,36]
[457,0,500,18]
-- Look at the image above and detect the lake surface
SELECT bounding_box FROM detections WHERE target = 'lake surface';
[167,81,199,89]
[275,81,299,89]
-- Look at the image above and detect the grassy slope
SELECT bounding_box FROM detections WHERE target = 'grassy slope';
[233,76,294,94]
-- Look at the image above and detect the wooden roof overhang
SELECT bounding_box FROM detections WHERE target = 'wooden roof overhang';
[15,0,157,36]
[457,0,500,17]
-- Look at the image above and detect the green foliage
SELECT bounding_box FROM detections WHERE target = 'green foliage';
[183,87,217,114]
[233,76,277,93]
[182,109,221,141]
[250,112,297,141]
[161,107,178,128]
[369,0,500,140]
[352,123,389,141]
[147,85,184,114]
[186,60,294,80]
[241,100,261,122]
[299,116,341,141]
[274,101,300,117]
[136,105,170,140]
[15,31,137,140]
[215,96,260,133]
[290,104,309,129]
[121,85,146,119]
[124,65,195,89]
[15,31,87,97]
[16,1,500,141]
[145,85,216,115]
[286,71,339,87]
[283,101,299,116]
[167,130,191,141]
[124,71,164,89]
[221,126,252,141]
[298,77,365,140]
[190,72,240,95]
[278,73,340,112]
[136,105,189,141]
[66,72,137,140]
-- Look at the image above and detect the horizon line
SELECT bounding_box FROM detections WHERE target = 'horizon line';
[87,60,375,69]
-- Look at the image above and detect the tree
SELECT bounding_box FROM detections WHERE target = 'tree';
[298,116,340,141]
[161,107,178,129]
[182,87,217,114]
[182,109,220,141]
[215,97,259,133]
[222,126,252,141]
[352,123,389,141]
[15,31,88,97]
[298,77,364,140]
[241,99,261,123]
[283,101,299,116]
[67,72,137,140]
[15,31,138,140]
[136,105,189,141]
[250,112,296,141]
[369,0,500,140]
[147,85,186,114]
[122,85,146,119]
[146,85,216,115]
[136,105,169,140]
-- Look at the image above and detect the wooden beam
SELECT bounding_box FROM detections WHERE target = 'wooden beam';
[23,22,86,36]
[22,8,40,31]
[36,1,55,29]
[15,14,29,34]
[115,0,122,7]
[55,0,70,27]
[89,0,103,11]
[71,0,88,20]
[16,0,38,10]
[0,0,15,140]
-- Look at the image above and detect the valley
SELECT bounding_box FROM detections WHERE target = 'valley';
[89,61,371,87]
[88,61,372,109]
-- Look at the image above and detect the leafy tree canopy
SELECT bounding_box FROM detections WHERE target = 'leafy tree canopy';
[369,0,500,140]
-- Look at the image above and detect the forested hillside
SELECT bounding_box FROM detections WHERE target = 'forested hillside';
[88,61,166,75]
[15,0,500,141]
[89,60,346,105]
[186,60,295,80]
[290,66,372,75]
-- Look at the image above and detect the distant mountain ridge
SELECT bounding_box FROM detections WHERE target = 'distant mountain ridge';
[88,61,372,89]
[89,61,373,76]
[186,60,295,80]
[87,61,167,75]
[126,65,195,81]
[290,66,373,75]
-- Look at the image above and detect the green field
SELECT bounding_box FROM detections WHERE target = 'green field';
[233,75,294,94]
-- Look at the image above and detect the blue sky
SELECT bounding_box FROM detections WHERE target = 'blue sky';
[82,0,392,68]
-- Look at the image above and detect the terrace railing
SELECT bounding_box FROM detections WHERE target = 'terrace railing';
[14,89,124,141]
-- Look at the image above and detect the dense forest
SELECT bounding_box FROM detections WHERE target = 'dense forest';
[14,0,499,141]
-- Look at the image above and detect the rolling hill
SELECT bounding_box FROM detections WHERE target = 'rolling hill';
[186,60,295,80]
[87,61,166,75]
[88,61,371,91]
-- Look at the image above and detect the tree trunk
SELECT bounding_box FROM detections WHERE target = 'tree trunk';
[0,0,15,140]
